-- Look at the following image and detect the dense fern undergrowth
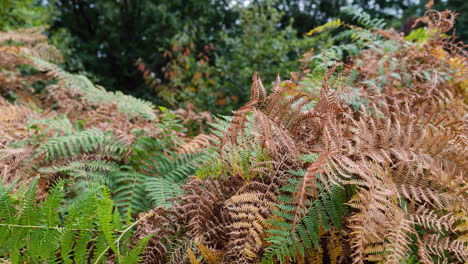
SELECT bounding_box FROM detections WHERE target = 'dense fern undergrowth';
[0,7,467,264]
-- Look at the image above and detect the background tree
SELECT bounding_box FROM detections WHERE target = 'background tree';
[51,0,237,100]
[138,0,314,114]
[213,0,312,112]
[0,0,54,30]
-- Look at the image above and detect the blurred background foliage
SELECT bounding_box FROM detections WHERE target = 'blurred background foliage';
[1,0,466,114]
[0,0,54,30]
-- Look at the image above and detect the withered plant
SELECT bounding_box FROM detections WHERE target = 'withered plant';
[135,8,467,264]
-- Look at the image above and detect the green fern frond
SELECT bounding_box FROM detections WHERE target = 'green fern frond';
[97,187,119,257]
[129,136,179,173]
[123,135,205,211]
[341,6,386,29]
[17,177,39,227]
[121,235,152,264]
[0,180,148,263]
[92,236,110,264]
[195,114,271,179]
[146,177,184,208]
[144,151,203,207]
[156,152,202,181]
[263,174,348,263]
[39,160,119,188]
[0,181,17,248]
[35,128,127,162]
[112,167,151,217]
[33,181,65,261]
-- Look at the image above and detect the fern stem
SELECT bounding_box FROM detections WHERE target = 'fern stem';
[93,212,153,264]
[0,223,108,232]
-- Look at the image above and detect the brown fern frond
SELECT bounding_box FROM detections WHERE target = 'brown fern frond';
[0,27,63,63]
[0,104,36,144]
[326,230,344,264]
[221,107,251,147]
[271,74,282,94]
[135,207,181,264]
[223,181,277,263]
[0,45,23,55]
[250,72,267,104]
[346,163,401,264]
[0,147,33,178]
[0,145,45,196]
[220,74,268,146]
[0,51,47,97]
[417,237,434,264]
[317,93,466,263]
[177,179,231,246]
[397,184,465,210]
[188,247,201,264]
[411,206,455,233]
[384,209,414,264]
[252,109,300,159]
[157,239,194,264]
[27,42,64,63]
[424,234,467,263]
[329,97,466,189]
[41,84,84,116]
[178,134,215,154]
[0,27,48,44]
[293,150,331,224]
[414,10,457,34]
[195,242,223,264]
[221,73,319,158]
[173,104,213,132]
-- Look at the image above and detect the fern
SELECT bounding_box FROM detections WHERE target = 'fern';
[2,7,467,264]
[262,171,348,263]
[195,114,272,180]
[0,182,16,248]
[27,115,75,137]
[305,8,387,75]
[29,56,157,120]
[97,187,119,256]
[341,6,386,29]
[35,181,65,260]
[0,179,149,264]
[146,175,184,208]
[112,167,151,217]
[144,151,205,208]
[121,235,152,264]
[306,19,343,36]
[113,136,204,216]
[39,159,119,187]
[35,127,127,162]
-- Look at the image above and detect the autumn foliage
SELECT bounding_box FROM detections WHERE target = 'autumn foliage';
[0,7,467,264]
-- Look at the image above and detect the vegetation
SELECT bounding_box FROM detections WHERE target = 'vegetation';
[140,0,314,113]
[48,0,468,113]
[0,2,467,264]
[0,26,205,262]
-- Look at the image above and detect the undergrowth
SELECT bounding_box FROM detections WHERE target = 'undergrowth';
[0,6,467,264]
